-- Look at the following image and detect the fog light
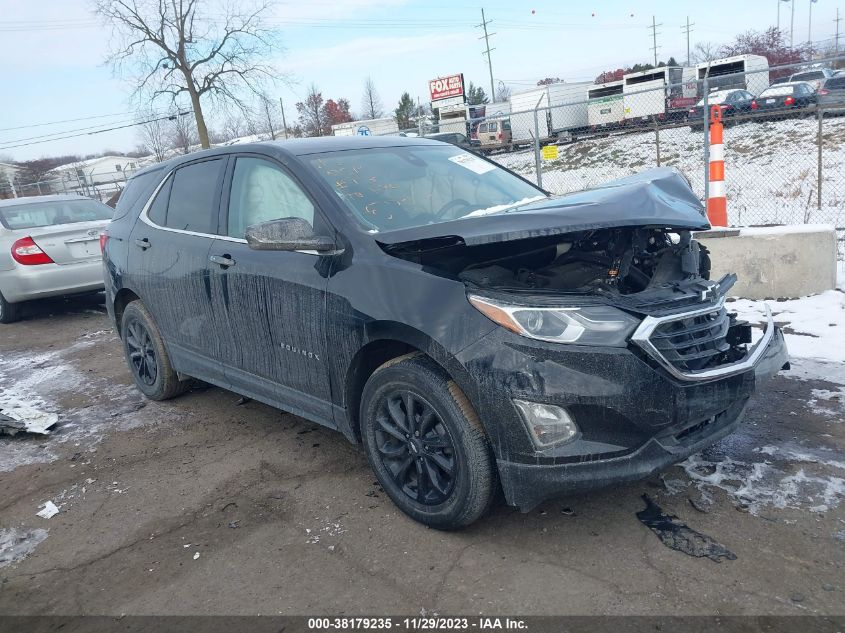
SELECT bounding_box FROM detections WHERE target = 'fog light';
[512,399,579,449]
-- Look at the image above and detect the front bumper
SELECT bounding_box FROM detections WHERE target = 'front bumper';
[0,259,105,303]
[456,305,789,511]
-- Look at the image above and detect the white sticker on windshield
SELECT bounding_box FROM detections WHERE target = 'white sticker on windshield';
[448,152,496,174]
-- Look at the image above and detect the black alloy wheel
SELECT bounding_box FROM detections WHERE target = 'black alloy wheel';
[374,391,457,505]
[125,318,158,386]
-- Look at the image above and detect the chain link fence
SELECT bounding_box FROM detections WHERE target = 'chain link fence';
[1,167,136,204]
[405,56,845,237]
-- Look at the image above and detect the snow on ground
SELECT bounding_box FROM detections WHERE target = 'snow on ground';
[491,114,845,228]
[0,332,155,472]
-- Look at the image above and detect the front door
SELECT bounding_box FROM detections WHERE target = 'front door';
[126,157,230,383]
[208,155,334,424]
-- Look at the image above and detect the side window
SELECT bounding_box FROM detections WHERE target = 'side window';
[165,159,225,234]
[227,157,315,239]
[147,175,172,226]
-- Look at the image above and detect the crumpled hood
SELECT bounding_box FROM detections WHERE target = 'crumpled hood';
[376,167,710,248]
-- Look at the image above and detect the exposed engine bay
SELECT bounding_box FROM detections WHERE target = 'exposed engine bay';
[455,228,711,295]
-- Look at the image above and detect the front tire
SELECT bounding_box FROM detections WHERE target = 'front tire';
[360,355,497,529]
[0,291,19,324]
[121,301,192,400]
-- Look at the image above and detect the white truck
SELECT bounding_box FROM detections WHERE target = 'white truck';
[587,80,624,130]
[622,66,697,123]
[331,117,399,137]
[509,82,592,144]
[509,87,549,144]
[547,81,591,140]
[696,54,770,96]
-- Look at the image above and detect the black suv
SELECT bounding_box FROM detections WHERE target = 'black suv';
[103,137,788,529]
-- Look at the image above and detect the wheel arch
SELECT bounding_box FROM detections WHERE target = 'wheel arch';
[112,287,141,335]
[343,321,484,443]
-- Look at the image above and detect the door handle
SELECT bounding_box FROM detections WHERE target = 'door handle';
[134,238,150,250]
[209,254,236,268]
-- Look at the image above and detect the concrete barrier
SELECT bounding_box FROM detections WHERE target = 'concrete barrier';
[694,225,838,300]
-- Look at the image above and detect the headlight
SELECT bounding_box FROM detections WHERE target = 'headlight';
[468,295,640,346]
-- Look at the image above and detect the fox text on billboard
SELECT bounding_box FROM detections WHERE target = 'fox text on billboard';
[429,74,465,102]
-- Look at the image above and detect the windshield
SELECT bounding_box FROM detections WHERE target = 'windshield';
[792,71,824,81]
[0,198,112,230]
[308,145,545,232]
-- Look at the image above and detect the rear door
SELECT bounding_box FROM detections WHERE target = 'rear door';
[126,156,230,383]
[208,154,334,423]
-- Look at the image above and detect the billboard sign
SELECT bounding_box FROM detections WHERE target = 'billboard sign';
[429,74,465,103]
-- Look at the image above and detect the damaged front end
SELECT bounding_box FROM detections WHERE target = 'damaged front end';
[376,168,789,510]
[377,168,784,383]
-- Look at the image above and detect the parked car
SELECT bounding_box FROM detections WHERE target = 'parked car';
[475,119,513,153]
[0,195,112,323]
[424,132,475,151]
[789,67,836,91]
[103,137,788,529]
[817,75,845,110]
[751,82,817,118]
[687,89,756,130]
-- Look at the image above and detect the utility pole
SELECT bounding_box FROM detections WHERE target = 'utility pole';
[476,8,496,101]
[279,97,289,140]
[835,8,842,54]
[790,0,795,48]
[808,0,817,45]
[681,16,694,65]
[648,15,662,66]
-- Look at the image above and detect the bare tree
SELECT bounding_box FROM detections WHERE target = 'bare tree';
[95,0,280,149]
[170,112,199,154]
[296,84,326,137]
[361,76,383,119]
[136,110,172,162]
[691,41,720,64]
[494,83,511,102]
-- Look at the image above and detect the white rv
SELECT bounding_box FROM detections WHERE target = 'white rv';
[622,66,696,121]
[696,54,770,96]
[587,81,624,129]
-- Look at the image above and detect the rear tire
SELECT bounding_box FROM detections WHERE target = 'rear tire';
[121,301,192,400]
[360,355,497,529]
[0,291,19,324]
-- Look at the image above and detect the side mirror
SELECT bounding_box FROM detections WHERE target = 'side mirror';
[245,217,336,253]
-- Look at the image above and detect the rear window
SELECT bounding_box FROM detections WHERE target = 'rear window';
[114,169,163,220]
[164,159,225,233]
[0,198,112,230]
[478,123,488,133]
[760,85,796,97]
[695,91,732,106]
[792,71,824,81]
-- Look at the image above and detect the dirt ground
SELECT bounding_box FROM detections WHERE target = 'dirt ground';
[1,295,843,616]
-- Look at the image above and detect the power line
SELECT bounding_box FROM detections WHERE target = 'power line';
[0,110,170,133]
[681,16,695,66]
[476,8,496,100]
[0,112,191,152]
[648,15,662,67]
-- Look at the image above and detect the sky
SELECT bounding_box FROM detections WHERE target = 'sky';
[0,0,841,162]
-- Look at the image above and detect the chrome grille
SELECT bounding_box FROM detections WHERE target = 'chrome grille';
[648,306,731,372]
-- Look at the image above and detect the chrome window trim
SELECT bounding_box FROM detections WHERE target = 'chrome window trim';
[137,166,322,253]
[630,298,775,382]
